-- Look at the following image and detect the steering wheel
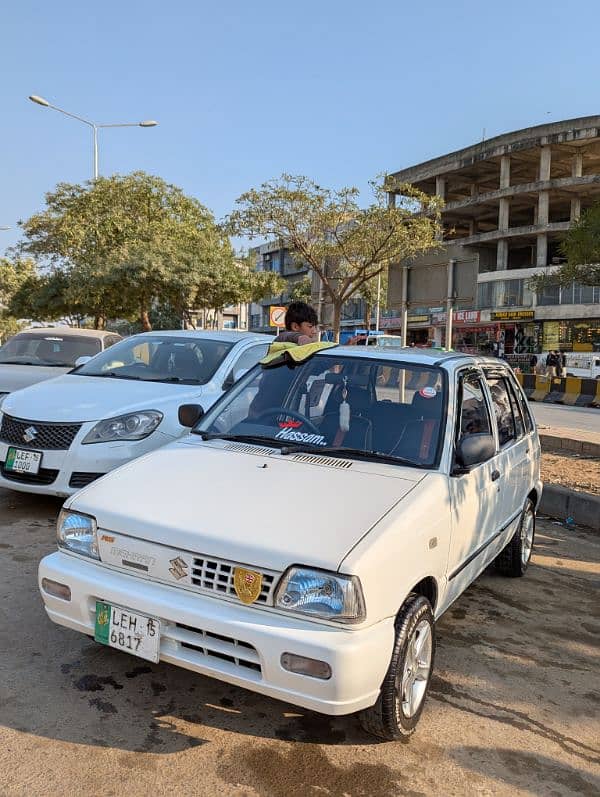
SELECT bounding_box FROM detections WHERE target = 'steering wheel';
[252,407,321,436]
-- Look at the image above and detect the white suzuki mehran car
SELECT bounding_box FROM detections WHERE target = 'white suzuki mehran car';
[38,346,541,740]
[0,330,270,496]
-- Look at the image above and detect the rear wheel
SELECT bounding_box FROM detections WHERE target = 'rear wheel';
[358,595,435,741]
[495,498,535,577]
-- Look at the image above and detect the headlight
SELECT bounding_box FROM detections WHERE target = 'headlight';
[275,567,365,623]
[57,510,99,559]
[82,410,163,444]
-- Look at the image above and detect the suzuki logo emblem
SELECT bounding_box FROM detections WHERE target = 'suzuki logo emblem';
[23,426,38,444]
[169,556,189,580]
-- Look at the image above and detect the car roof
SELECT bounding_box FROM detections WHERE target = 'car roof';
[317,346,511,372]
[137,330,273,343]
[17,327,118,338]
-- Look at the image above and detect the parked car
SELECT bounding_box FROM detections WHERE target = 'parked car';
[38,347,541,740]
[0,327,121,405]
[0,330,271,496]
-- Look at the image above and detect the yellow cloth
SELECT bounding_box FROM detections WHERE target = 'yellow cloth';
[260,340,338,367]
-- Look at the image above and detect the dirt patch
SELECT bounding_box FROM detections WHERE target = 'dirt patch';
[541,451,600,495]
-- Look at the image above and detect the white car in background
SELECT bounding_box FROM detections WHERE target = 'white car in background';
[0,327,121,404]
[38,347,542,740]
[0,330,270,496]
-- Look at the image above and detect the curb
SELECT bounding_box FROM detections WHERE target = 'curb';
[539,484,600,532]
[539,433,600,458]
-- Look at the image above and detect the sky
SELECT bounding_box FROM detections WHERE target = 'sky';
[1,0,600,255]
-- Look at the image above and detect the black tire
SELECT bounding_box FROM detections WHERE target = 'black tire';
[495,498,536,577]
[358,595,435,741]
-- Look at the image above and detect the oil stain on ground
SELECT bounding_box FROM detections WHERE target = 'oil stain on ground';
[219,742,418,797]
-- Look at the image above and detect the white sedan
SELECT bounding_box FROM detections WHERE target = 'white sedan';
[0,330,271,496]
[38,346,542,740]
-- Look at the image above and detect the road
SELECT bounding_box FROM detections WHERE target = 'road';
[0,488,599,797]
[531,401,600,433]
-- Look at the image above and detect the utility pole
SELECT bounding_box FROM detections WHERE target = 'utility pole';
[445,258,456,350]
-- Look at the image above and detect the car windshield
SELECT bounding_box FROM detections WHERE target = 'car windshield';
[73,335,234,384]
[0,332,103,367]
[197,353,446,468]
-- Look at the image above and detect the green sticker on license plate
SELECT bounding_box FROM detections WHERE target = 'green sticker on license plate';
[95,601,112,645]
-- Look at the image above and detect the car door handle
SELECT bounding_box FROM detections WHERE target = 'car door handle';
[491,469,501,481]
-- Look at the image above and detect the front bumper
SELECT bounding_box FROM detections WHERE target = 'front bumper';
[0,429,174,497]
[39,551,394,716]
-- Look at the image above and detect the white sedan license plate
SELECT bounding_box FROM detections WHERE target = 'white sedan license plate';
[5,447,42,475]
[95,602,160,663]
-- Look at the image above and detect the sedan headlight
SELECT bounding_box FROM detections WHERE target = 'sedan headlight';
[275,567,365,623]
[82,410,163,444]
[57,510,99,559]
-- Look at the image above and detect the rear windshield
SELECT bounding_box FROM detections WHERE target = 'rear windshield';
[0,333,103,367]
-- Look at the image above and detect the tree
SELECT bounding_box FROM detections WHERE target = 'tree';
[530,202,600,291]
[226,174,442,340]
[0,257,37,343]
[18,172,235,330]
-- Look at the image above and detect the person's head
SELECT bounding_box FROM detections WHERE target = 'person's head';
[284,301,318,338]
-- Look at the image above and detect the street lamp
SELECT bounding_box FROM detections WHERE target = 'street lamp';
[28,95,158,180]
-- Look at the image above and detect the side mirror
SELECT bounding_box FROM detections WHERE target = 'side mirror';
[454,433,495,472]
[74,355,92,367]
[178,404,205,428]
[222,367,248,392]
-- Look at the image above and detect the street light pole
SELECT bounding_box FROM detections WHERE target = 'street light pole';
[28,95,157,179]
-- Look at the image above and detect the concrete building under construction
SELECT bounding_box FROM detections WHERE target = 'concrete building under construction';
[386,116,600,356]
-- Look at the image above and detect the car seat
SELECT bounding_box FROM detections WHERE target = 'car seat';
[318,386,373,449]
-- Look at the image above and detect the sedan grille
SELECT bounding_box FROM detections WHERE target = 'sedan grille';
[0,414,82,450]
[1,461,59,485]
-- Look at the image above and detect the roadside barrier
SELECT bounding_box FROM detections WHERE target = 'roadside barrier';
[517,374,599,407]
[543,377,566,404]
[576,378,599,407]
[530,376,551,403]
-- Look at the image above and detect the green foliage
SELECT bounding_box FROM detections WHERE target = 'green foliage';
[0,257,37,343]
[530,203,600,290]
[227,174,442,340]
[289,275,312,302]
[17,172,244,329]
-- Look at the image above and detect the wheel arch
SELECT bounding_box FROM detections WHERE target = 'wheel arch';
[407,576,438,614]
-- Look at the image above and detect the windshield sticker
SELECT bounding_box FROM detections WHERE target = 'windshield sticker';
[275,428,327,446]
[278,420,303,429]
[419,386,437,399]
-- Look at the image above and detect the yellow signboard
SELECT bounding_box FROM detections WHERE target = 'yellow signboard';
[269,306,286,327]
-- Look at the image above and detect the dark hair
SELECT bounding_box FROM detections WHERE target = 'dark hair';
[285,301,318,330]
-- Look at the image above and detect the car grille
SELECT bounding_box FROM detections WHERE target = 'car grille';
[0,414,82,450]
[69,472,104,489]
[1,461,59,485]
[174,623,261,674]
[191,556,276,605]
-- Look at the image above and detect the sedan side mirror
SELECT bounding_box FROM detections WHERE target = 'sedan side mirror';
[74,355,92,367]
[178,404,205,428]
[454,433,495,472]
[222,367,249,392]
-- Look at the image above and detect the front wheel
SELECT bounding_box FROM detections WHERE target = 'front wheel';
[495,498,535,577]
[358,595,435,741]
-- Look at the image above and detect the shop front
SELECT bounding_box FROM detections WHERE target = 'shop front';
[542,318,600,352]
[489,311,540,355]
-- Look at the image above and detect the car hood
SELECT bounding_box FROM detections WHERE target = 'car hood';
[69,439,425,572]
[0,363,71,393]
[1,374,204,422]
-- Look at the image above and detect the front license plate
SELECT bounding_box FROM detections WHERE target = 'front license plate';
[5,447,42,475]
[94,602,160,663]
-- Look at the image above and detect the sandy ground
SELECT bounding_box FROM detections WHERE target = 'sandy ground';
[541,451,600,495]
[0,488,599,797]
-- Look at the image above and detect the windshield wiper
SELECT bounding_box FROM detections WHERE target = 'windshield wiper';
[82,371,144,380]
[196,432,285,448]
[144,376,202,384]
[0,360,40,365]
[279,445,425,468]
